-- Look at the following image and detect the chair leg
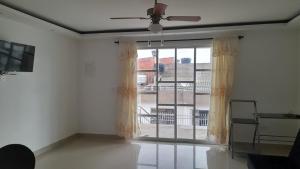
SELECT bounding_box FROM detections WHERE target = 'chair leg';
[230,123,234,159]
[257,125,260,145]
[229,123,232,151]
[253,124,258,148]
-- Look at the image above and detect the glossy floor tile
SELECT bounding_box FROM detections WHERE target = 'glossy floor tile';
[36,136,247,169]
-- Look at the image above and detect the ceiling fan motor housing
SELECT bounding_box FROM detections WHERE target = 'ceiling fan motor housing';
[147,8,164,24]
[147,8,153,16]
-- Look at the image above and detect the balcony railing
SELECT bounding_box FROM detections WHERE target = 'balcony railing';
[139,83,211,94]
[137,107,208,127]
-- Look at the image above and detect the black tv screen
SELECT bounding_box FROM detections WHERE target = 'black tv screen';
[0,40,35,73]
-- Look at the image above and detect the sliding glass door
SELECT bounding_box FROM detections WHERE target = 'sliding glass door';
[137,46,211,142]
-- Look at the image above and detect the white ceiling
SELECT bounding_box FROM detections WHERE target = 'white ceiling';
[1,0,300,32]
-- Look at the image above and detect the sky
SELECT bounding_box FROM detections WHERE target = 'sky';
[137,48,211,63]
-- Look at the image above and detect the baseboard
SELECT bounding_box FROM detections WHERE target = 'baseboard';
[34,133,123,157]
[34,134,80,157]
[77,133,124,139]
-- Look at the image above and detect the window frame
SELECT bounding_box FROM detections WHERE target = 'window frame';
[136,42,213,143]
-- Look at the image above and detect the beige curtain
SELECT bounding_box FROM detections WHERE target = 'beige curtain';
[208,37,239,144]
[116,40,138,139]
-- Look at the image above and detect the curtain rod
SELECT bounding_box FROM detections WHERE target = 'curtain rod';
[114,35,244,44]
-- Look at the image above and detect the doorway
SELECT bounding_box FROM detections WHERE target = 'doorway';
[137,46,212,142]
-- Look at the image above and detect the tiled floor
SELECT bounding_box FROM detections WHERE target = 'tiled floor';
[36,136,250,169]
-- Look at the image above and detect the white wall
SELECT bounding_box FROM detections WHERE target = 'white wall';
[79,29,300,143]
[298,31,300,112]
[232,29,299,142]
[0,17,80,151]
[79,39,119,134]
[78,37,209,135]
[298,31,300,130]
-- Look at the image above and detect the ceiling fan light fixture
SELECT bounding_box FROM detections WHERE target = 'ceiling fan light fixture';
[148,23,163,33]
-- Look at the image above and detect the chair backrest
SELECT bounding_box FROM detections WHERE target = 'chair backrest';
[0,144,35,169]
[229,99,258,120]
[288,129,300,169]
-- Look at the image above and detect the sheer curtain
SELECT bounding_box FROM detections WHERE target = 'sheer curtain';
[116,40,138,139]
[208,37,239,144]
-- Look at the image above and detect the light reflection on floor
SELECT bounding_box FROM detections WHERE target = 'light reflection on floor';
[135,141,247,169]
[36,137,247,169]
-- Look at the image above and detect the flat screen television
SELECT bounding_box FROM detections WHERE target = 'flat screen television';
[0,40,35,74]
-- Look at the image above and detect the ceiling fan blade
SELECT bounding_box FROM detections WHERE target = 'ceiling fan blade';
[110,17,149,20]
[166,16,201,22]
[153,3,168,15]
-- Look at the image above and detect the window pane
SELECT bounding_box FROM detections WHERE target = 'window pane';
[196,95,210,111]
[177,48,194,81]
[196,71,211,94]
[177,106,193,139]
[158,49,175,81]
[195,95,210,140]
[137,72,156,93]
[158,83,174,104]
[153,106,175,139]
[137,49,156,70]
[195,117,208,140]
[196,48,211,69]
[177,83,193,105]
[137,94,156,137]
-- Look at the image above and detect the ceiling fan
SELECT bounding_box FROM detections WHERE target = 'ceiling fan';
[110,0,201,33]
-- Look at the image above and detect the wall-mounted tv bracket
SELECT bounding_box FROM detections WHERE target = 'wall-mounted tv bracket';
[0,70,16,76]
[0,70,6,76]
